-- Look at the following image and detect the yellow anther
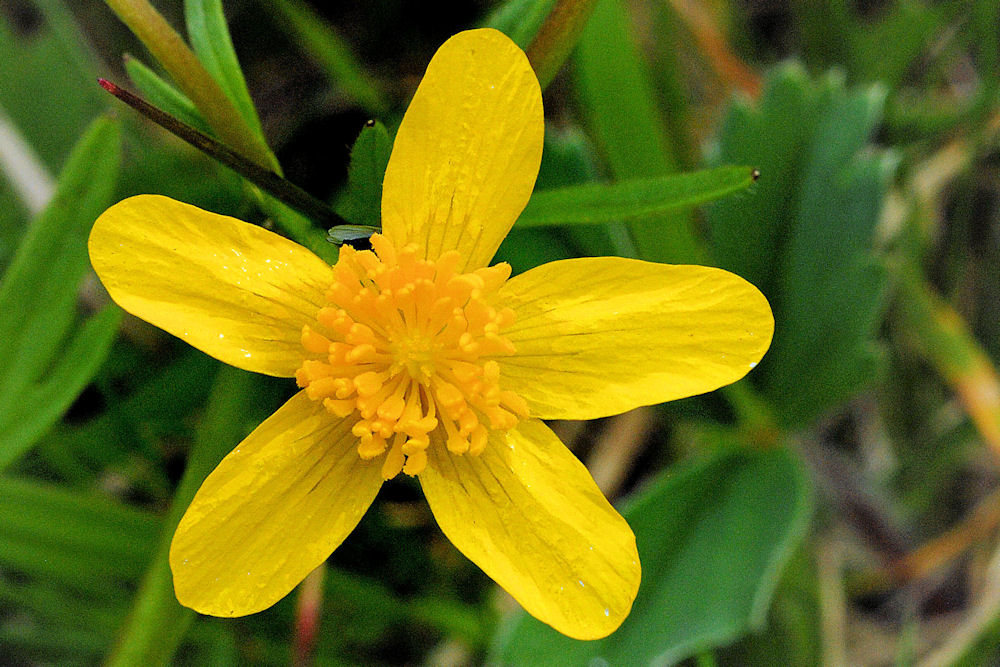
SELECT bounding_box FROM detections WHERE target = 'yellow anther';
[354,371,384,397]
[469,425,489,456]
[295,233,529,479]
[434,380,465,409]
[447,433,470,454]
[483,360,500,383]
[401,437,428,456]
[358,436,387,459]
[346,344,379,363]
[346,323,375,344]
[301,326,331,355]
[323,398,356,417]
[305,376,338,400]
[377,394,406,421]
[381,438,406,479]
[456,409,477,434]
[402,449,427,476]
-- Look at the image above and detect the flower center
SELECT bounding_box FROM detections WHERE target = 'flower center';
[295,234,528,479]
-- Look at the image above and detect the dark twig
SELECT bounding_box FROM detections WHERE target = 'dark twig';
[98,78,350,229]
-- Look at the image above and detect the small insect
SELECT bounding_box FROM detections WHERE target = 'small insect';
[327,224,379,250]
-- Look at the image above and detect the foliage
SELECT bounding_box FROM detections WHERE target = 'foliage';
[1,0,998,664]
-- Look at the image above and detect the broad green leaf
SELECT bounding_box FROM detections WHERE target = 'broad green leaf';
[491,447,813,666]
[706,64,820,292]
[335,121,393,229]
[516,166,757,228]
[767,84,893,425]
[125,56,212,134]
[718,544,823,667]
[0,116,122,469]
[706,65,894,426]
[266,0,387,114]
[575,0,701,264]
[184,0,266,141]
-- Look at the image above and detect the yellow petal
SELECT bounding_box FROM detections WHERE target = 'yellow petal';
[499,257,774,419]
[89,195,332,377]
[380,28,543,271]
[419,419,640,639]
[169,391,383,616]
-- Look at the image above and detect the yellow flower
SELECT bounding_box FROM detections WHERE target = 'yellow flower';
[88,29,773,639]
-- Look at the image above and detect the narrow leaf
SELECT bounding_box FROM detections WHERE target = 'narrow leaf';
[184,0,266,139]
[265,0,388,114]
[575,0,701,263]
[0,116,121,468]
[516,166,757,228]
[0,306,121,469]
[0,475,158,591]
[125,55,212,134]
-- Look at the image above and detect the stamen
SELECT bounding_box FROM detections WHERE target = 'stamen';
[295,233,526,478]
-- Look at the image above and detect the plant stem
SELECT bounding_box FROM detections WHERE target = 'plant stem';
[292,565,327,667]
[896,262,1000,460]
[103,0,278,172]
[526,0,600,91]
[105,367,258,667]
[98,79,348,231]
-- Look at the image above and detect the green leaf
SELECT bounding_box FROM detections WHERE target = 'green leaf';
[0,7,104,169]
[184,0,266,141]
[107,366,268,667]
[265,0,387,114]
[706,65,894,426]
[482,0,559,49]
[574,0,701,264]
[841,1,953,88]
[0,475,158,592]
[533,127,634,258]
[0,3,105,263]
[0,306,121,463]
[491,447,813,666]
[124,56,212,134]
[516,166,757,228]
[706,63,819,292]
[33,350,217,484]
[335,121,393,229]
[719,546,823,667]
[0,116,122,469]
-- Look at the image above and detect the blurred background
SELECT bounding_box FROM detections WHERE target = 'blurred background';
[2,0,1000,665]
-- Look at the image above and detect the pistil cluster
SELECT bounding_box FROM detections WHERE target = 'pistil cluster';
[295,234,529,478]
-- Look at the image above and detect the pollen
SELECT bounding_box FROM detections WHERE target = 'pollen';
[295,234,529,479]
